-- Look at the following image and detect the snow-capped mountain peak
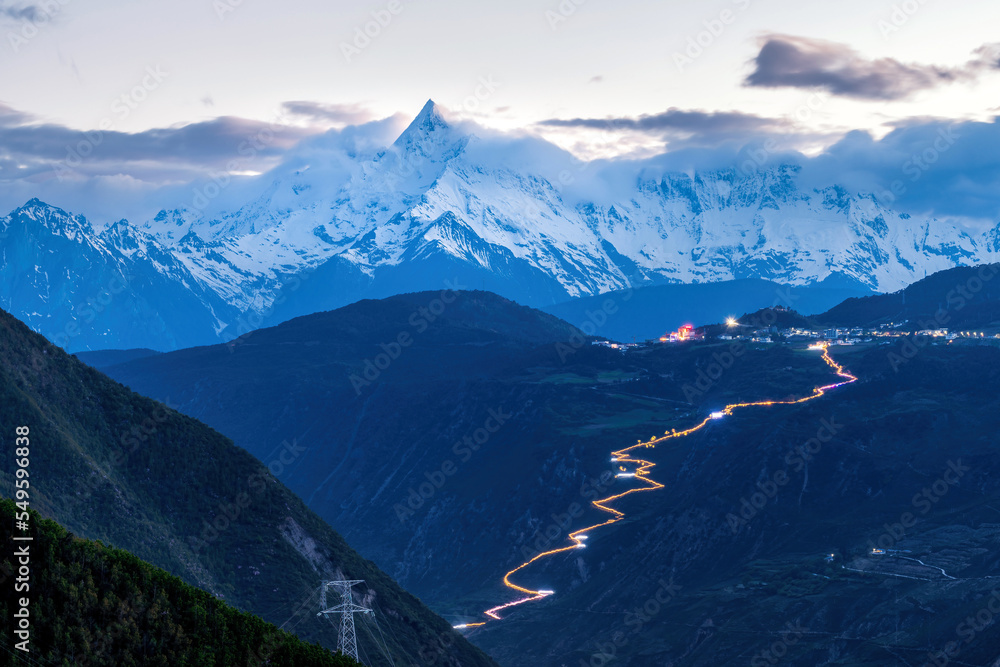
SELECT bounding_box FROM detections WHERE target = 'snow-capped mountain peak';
[4,101,999,351]
[143,208,198,242]
[10,198,95,242]
[391,99,463,157]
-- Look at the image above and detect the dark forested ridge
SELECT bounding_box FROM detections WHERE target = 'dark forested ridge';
[816,263,1000,329]
[541,278,872,341]
[0,499,355,666]
[0,305,498,667]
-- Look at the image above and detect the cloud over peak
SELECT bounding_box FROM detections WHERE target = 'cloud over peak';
[280,101,375,127]
[537,108,788,146]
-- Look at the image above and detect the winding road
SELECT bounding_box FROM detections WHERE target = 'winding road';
[455,343,857,629]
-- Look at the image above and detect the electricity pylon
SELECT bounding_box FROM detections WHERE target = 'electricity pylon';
[317,579,372,661]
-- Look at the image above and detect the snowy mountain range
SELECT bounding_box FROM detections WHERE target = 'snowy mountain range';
[3,99,997,351]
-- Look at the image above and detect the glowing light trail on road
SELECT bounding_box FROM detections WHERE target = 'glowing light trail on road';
[454,344,856,629]
[482,591,554,620]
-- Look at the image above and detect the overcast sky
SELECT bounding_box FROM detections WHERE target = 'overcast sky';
[1,0,999,224]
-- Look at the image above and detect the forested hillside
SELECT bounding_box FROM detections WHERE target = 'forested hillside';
[0,499,355,666]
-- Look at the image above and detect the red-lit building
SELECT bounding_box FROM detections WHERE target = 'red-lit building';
[658,324,703,343]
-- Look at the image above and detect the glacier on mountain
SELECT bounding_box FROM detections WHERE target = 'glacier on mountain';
[2,100,996,350]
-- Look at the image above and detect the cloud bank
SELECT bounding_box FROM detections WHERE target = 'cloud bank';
[2,95,1000,228]
[744,35,1000,100]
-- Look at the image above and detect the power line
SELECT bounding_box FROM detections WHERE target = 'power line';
[359,608,397,667]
